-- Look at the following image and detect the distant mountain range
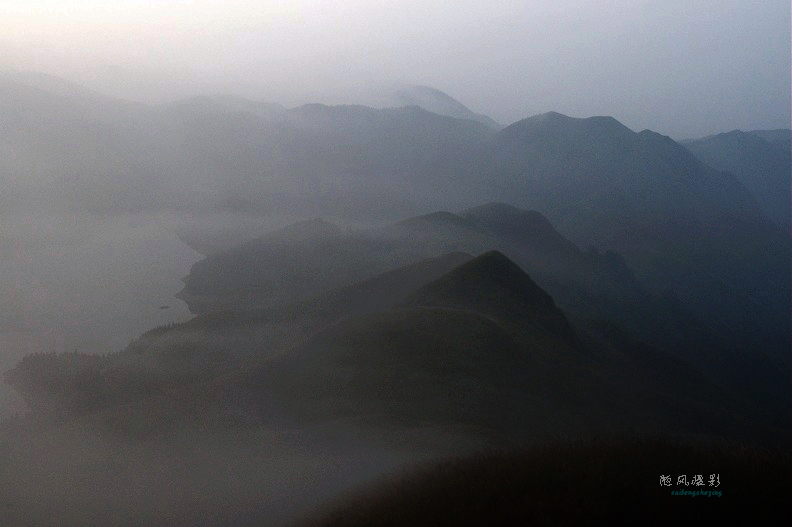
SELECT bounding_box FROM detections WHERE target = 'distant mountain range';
[0,70,788,525]
[4,67,785,365]
[682,129,791,229]
[3,69,788,355]
[385,84,502,129]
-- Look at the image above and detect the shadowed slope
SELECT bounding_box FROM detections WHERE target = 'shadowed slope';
[682,129,791,228]
[240,252,772,445]
[404,251,574,341]
[311,252,474,318]
[299,438,791,527]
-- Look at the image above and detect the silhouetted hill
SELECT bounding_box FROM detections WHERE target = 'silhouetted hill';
[178,205,711,365]
[487,112,761,241]
[248,306,535,435]
[10,245,783,442]
[4,252,476,419]
[485,113,790,361]
[460,203,579,258]
[300,438,791,527]
[235,253,773,445]
[180,205,608,315]
[177,218,386,312]
[3,247,785,526]
[404,251,574,341]
[313,252,474,318]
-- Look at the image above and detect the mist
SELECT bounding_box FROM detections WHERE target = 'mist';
[0,212,198,415]
[0,1,790,525]
[1,0,789,138]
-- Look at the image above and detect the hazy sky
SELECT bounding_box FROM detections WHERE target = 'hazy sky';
[0,0,789,137]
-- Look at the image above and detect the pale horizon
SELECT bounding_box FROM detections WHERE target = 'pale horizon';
[1,0,789,138]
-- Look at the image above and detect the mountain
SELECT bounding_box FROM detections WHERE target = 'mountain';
[10,222,785,436]
[0,73,185,216]
[1,73,494,222]
[403,251,575,341]
[178,205,668,349]
[3,247,786,526]
[240,251,772,442]
[176,217,396,313]
[11,250,780,438]
[312,252,474,318]
[481,112,790,361]
[1,72,789,526]
[460,202,580,257]
[300,438,791,527]
[179,204,620,315]
[180,204,736,370]
[0,72,778,240]
[682,129,791,228]
[484,112,762,244]
[387,84,502,129]
[3,73,778,257]
[3,73,788,367]
[5,71,782,360]
[161,100,493,221]
[176,203,789,429]
[748,129,791,152]
[4,252,474,418]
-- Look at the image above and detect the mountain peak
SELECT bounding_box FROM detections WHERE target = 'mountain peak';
[461,201,523,216]
[405,251,573,338]
[388,84,501,129]
[461,203,580,257]
[461,202,552,229]
[497,111,634,148]
[397,210,474,230]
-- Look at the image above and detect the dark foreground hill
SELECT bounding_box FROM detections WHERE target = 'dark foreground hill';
[240,251,779,444]
[1,250,787,526]
[11,250,782,441]
[4,252,473,418]
[298,437,791,527]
